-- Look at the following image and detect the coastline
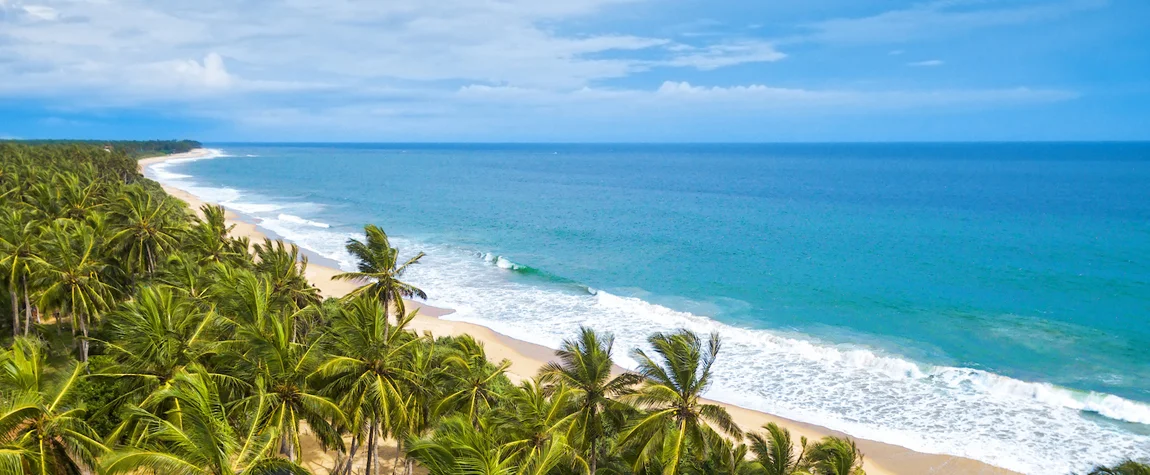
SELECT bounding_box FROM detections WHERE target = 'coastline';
[138,149,1018,475]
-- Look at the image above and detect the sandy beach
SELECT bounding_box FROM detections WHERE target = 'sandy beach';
[138,150,1018,475]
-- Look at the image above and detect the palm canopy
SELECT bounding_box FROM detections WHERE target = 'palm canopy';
[333,224,426,318]
[620,329,742,475]
[108,186,184,275]
[102,369,312,475]
[0,337,107,475]
[313,298,423,437]
[0,209,43,336]
[35,220,112,362]
[539,326,641,474]
[748,422,808,475]
[253,238,321,312]
[224,296,347,462]
[406,414,580,475]
[96,286,228,410]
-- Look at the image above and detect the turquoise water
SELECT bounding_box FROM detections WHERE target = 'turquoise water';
[147,143,1150,473]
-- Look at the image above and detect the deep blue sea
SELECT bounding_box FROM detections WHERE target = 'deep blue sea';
[147,143,1150,474]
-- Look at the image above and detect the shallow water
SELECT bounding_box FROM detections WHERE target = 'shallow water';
[148,143,1150,474]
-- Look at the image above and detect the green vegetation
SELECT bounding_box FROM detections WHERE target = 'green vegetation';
[0,141,1140,475]
[2,139,202,158]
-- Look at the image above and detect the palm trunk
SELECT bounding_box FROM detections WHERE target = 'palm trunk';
[10,289,19,337]
[341,434,360,475]
[589,438,598,475]
[366,418,378,475]
[393,437,403,474]
[22,276,31,335]
[78,313,89,363]
[282,433,296,462]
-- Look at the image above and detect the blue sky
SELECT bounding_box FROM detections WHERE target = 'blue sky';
[1,0,1147,141]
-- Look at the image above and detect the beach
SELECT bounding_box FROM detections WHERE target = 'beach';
[139,149,1019,475]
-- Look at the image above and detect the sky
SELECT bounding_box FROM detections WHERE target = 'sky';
[0,0,1148,142]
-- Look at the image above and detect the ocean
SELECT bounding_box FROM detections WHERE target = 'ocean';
[146,143,1150,474]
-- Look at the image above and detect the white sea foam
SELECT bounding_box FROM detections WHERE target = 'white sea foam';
[277,213,330,228]
[145,154,1150,475]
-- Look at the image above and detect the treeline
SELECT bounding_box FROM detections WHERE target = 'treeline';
[2,139,201,158]
[0,142,1144,475]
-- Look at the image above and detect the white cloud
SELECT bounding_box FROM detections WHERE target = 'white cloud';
[0,0,782,99]
[161,53,232,89]
[908,59,944,67]
[0,0,1086,139]
[657,41,785,70]
[797,0,1108,45]
[21,4,57,21]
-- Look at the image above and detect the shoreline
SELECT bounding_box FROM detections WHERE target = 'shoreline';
[138,149,1018,475]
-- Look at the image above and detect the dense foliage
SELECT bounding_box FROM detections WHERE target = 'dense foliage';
[2,140,202,158]
[0,142,1143,475]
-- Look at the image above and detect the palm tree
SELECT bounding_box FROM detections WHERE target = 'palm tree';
[0,210,42,336]
[0,337,107,474]
[157,252,218,305]
[620,330,743,475]
[96,286,227,410]
[109,186,184,275]
[492,380,585,471]
[436,335,512,427]
[312,298,423,475]
[333,224,426,318]
[804,437,864,475]
[253,238,321,312]
[689,438,758,475]
[538,326,641,474]
[35,221,112,362]
[102,369,312,475]
[184,205,247,267]
[406,414,579,475]
[748,423,808,475]
[224,296,346,463]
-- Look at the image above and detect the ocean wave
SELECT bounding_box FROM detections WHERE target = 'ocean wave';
[401,248,1150,474]
[276,213,330,228]
[136,157,1150,473]
[482,252,523,270]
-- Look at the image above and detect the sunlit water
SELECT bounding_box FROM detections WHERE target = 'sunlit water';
[147,143,1150,474]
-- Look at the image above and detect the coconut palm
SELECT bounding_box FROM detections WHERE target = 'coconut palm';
[96,286,229,411]
[805,437,864,475]
[748,422,808,475]
[55,171,104,221]
[406,414,579,475]
[225,297,346,462]
[689,438,758,475]
[494,380,581,467]
[184,204,247,267]
[157,252,218,305]
[620,330,743,475]
[35,221,112,362]
[253,238,321,312]
[436,335,512,427]
[333,224,426,318]
[109,186,184,275]
[102,369,311,475]
[0,337,107,474]
[539,326,641,474]
[0,210,42,336]
[312,298,423,475]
